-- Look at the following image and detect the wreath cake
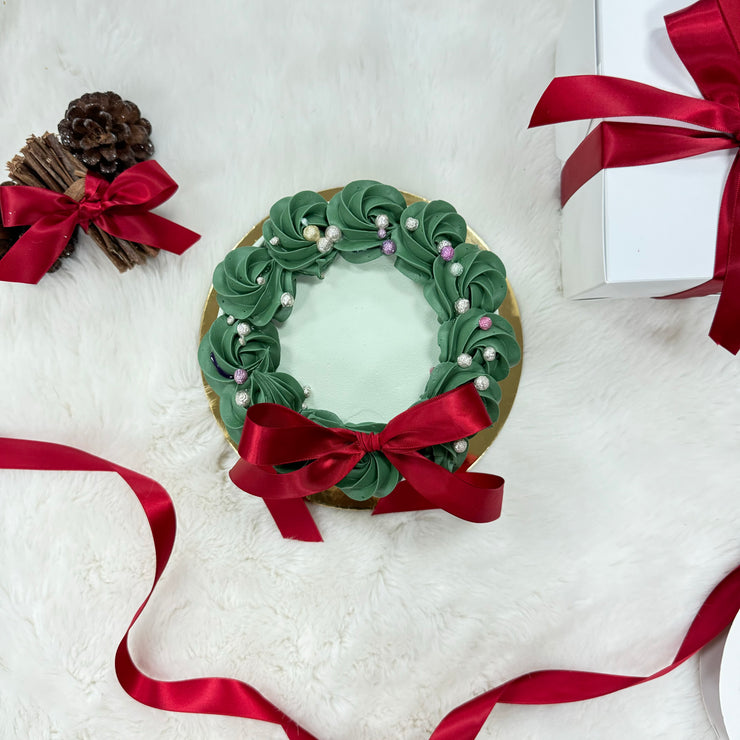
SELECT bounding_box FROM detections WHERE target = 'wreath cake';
[198,180,521,503]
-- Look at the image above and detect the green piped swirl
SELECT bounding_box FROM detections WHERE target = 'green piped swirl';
[213,246,296,326]
[263,191,336,277]
[393,200,467,283]
[326,180,406,263]
[200,180,520,502]
[424,243,508,324]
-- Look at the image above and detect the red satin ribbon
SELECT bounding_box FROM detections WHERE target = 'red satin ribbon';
[0,160,200,283]
[229,384,505,542]
[1,435,740,739]
[529,0,740,354]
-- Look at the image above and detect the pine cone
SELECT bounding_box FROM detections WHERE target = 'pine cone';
[0,181,76,273]
[58,92,154,179]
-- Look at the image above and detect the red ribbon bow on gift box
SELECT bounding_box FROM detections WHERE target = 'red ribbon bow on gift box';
[229,383,505,542]
[0,159,200,283]
[529,0,740,354]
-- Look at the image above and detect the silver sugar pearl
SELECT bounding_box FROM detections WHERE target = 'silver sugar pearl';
[236,322,251,337]
[375,213,390,229]
[303,385,311,397]
[280,292,294,308]
[437,239,452,253]
[238,337,246,346]
[256,275,266,285]
[269,236,280,246]
[454,298,471,314]
[456,353,473,368]
[302,224,320,242]
[301,402,308,410]
[300,217,309,227]
[449,262,464,277]
[405,216,419,231]
[474,375,490,392]
[235,390,251,407]
[452,439,468,454]
[317,236,333,254]
[483,346,498,362]
[226,315,236,325]
[325,225,343,242]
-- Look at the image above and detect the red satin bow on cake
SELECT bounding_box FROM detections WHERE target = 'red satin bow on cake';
[0,159,200,283]
[529,0,740,353]
[229,383,505,542]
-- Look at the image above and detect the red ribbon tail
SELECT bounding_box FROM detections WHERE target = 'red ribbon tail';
[97,210,200,254]
[263,498,323,542]
[372,479,437,515]
[0,213,78,283]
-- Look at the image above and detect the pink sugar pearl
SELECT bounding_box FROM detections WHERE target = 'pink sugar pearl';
[478,316,493,330]
[234,368,248,384]
[381,239,397,255]
[440,245,455,261]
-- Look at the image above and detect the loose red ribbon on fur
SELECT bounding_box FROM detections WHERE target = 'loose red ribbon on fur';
[1,436,740,739]
[529,0,740,353]
[0,160,200,283]
[229,384,505,542]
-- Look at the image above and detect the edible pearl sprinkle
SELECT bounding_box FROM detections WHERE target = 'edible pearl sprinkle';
[226,315,236,325]
[325,225,342,242]
[300,217,309,227]
[375,213,390,229]
[454,298,470,314]
[238,337,246,346]
[452,439,468,454]
[234,368,248,384]
[301,402,308,410]
[437,239,452,253]
[235,390,250,407]
[478,316,493,330]
[236,322,251,337]
[440,245,455,262]
[474,376,490,391]
[405,216,419,231]
[302,224,320,242]
[377,227,387,239]
[269,236,280,246]
[449,262,463,277]
[303,385,311,397]
[457,353,473,368]
[280,292,294,308]
[317,236,333,254]
[483,347,497,362]
[381,239,397,255]
[256,276,266,285]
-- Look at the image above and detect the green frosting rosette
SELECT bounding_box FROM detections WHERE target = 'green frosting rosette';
[326,180,406,263]
[423,362,502,424]
[394,200,468,283]
[437,311,520,382]
[198,316,281,394]
[263,191,336,277]
[213,246,297,326]
[305,409,401,499]
[220,369,305,443]
[424,243,508,324]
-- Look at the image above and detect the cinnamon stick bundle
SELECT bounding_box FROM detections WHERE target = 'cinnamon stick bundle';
[6,132,158,272]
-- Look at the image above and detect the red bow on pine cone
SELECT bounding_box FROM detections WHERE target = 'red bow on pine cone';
[0,160,200,283]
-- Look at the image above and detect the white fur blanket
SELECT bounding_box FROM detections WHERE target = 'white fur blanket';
[1,1,739,738]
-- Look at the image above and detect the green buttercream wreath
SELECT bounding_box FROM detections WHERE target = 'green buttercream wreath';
[198,180,521,501]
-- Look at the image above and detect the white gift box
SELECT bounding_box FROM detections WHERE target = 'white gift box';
[555,0,735,299]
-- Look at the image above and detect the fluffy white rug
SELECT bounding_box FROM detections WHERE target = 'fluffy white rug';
[2,1,739,738]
